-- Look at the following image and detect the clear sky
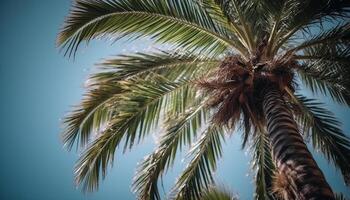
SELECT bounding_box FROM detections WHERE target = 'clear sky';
[0,0,349,200]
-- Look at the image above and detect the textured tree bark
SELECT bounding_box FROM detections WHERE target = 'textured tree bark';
[263,86,334,200]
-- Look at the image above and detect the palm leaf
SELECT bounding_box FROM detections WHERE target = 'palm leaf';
[297,57,350,106]
[197,0,249,56]
[57,0,242,57]
[63,51,219,150]
[295,39,350,63]
[171,125,225,200]
[251,131,276,200]
[74,76,201,191]
[287,23,350,54]
[200,186,238,200]
[292,94,350,185]
[273,0,350,54]
[215,0,258,50]
[335,193,350,200]
[296,34,350,106]
[62,83,122,150]
[265,0,302,57]
[132,101,208,200]
[96,51,220,83]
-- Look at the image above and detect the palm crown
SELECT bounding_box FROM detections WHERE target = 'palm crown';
[58,0,350,199]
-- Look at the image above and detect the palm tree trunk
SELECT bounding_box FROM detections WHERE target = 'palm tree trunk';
[262,86,334,200]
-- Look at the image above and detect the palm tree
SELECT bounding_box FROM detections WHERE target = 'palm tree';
[57,0,350,199]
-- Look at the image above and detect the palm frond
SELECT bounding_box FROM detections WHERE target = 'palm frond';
[63,51,218,150]
[95,51,220,83]
[335,193,350,200]
[273,0,350,54]
[171,125,225,200]
[57,0,243,57]
[202,0,248,50]
[251,131,276,200]
[297,57,350,106]
[215,0,258,50]
[132,102,208,200]
[197,0,249,56]
[96,51,218,117]
[292,94,350,185]
[200,186,238,200]
[287,23,350,54]
[74,76,201,192]
[295,39,350,63]
[62,83,123,150]
[296,36,350,106]
[265,0,302,57]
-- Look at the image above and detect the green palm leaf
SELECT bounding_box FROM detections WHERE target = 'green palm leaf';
[297,57,350,106]
[214,0,258,50]
[57,0,243,57]
[264,0,302,57]
[171,125,225,200]
[288,23,350,54]
[63,51,218,150]
[197,0,249,55]
[295,40,350,63]
[132,102,207,200]
[96,51,220,83]
[273,0,350,54]
[296,29,350,106]
[200,186,237,200]
[251,131,276,200]
[62,83,122,150]
[74,77,201,191]
[335,193,350,200]
[293,94,350,185]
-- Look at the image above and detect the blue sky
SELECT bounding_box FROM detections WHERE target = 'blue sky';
[0,0,349,199]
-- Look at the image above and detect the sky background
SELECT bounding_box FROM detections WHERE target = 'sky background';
[0,0,349,199]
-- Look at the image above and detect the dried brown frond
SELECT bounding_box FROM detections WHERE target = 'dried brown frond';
[273,171,294,200]
[195,50,297,134]
[251,37,268,66]
[196,55,258,131]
